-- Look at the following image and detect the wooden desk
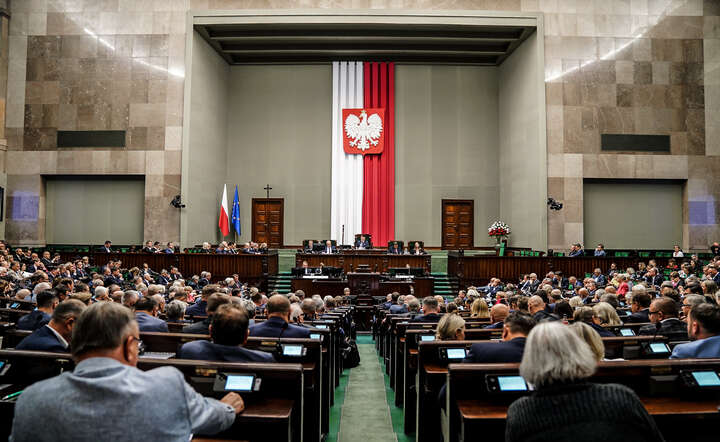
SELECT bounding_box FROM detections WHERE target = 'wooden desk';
[291,277,434,299]
[447,359,720,442]
[295,253,430,273]
[448,253,673,285]
[58,252,279,286]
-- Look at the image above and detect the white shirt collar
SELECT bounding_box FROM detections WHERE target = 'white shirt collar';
[45,324,69,349]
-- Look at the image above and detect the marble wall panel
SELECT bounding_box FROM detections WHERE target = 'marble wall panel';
[2,0,718,249]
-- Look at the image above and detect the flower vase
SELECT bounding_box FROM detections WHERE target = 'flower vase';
[494,235,502,254]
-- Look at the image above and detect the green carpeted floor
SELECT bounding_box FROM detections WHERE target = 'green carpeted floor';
[327,335,414,442]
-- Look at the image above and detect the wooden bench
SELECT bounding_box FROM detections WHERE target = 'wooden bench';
[0,349,303,442]
[446,358,720,442]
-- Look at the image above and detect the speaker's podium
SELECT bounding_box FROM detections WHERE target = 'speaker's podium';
[347,271,380,331]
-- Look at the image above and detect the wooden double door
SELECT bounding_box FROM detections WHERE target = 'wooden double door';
[441,199,474,250]
[251,198,283,248]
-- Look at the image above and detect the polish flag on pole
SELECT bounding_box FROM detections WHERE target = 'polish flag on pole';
[218,184,230,237]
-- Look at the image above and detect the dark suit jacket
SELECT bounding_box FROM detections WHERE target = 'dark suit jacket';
[249,316,311,339]
[713,273,720,285]
[483,321,504,330]
[588,322,615,337]
[321,246,337,254]
[355,240,371,249]
[104,276,123,287]
[16,325,67,353]
[645,274,664,287]
[464,337,526,363]
[533,310,559,322]
[623,308,650,324]
[16,310,51,331]
[303,247,315,253]
[179,340,275,363]
[410,313,442,323]
[185,300,207,317]
[388,247,401,255]
[389,304,408,314]
[639,318,689,341]
[136,312,169,332]
[182,318,210,335]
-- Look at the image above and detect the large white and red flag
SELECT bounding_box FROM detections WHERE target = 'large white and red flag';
[331,62,395,246]
[218,184,230,237]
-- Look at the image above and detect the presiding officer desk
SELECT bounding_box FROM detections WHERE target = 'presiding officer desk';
[445,358,720,442]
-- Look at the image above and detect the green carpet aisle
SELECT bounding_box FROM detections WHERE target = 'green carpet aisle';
[329,335,413,442]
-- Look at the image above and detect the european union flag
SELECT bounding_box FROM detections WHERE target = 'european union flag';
[231,185,241,235]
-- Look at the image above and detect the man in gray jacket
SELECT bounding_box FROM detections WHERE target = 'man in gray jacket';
[10,302,244,442]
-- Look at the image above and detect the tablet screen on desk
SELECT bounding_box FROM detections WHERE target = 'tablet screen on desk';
[225,375,254,392]
[315,325,327,329]
[498,376,528,392]
[420,335,435,342]
[310,333,321,340]
[9,302,19,309]
[650,343,670,353]
[282,344,303,357]
[446,348,466,360]
[692,371,720,387]
[619,328,635,336]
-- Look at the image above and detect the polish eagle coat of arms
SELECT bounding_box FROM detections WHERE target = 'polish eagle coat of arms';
[342,108,385,155]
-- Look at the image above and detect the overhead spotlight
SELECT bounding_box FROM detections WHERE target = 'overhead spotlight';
[547,197,563,211]
[170,195,186,209]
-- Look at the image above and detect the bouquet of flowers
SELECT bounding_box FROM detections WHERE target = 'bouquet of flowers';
[488,221,511,237]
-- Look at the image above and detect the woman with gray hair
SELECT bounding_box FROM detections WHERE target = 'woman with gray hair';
[165,300,189,324]
[505,322,663,442]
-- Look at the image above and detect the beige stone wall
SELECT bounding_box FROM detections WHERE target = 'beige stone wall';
[4,0,719,250]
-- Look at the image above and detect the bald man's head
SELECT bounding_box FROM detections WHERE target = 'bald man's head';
[528,295,545,314]
[490,303,510,323]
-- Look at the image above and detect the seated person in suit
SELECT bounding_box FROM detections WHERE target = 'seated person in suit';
[301,298,317,321]
[304,240,316,253]
[186,284,217,317]
[121,290,139,310]
[573,306,615,337]
[101,240,113,253]
[592,268,607,287]
[163,242,175,254]
[410,296,442,323]
[464,311,535,363]
[10,302,244,442]
[16,290,58,331]
[484,303,509,329]
[134,296,169,332]
[624,287,651,323]
[249,295,311,338]
[142,241,155,253]
[681,293,707,321]
[411,242,425,255]
[381,293,394,310]
[671,303,720,358]
[166,300,191,324]
[568,242,584,257]
[389,295,408,314]
[183,293,231,335]
[528,295,559,322]
[639,297,689,341]
[388,241,402,255]
[322,240,336,255]
[436,313,465,340]
[593,243,606,257]
[355,235,370,250]
[179,304,275,363]
[16,300,87,353]
[505,322,664,442]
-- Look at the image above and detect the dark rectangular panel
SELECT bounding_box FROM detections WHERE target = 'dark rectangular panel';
[601,134,670,152]
[57,130,126,148]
